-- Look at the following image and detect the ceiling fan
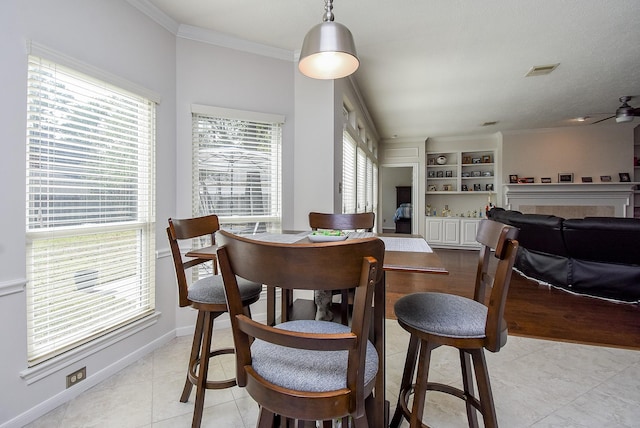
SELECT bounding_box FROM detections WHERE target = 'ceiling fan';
[592,96,640,124]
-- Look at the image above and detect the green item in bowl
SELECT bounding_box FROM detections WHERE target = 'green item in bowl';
[311,230,344,236]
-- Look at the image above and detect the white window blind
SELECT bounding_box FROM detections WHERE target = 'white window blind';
[192,108,282,234]
[26,55,156,365]
[357,147,367,212]
[342,134,357,214]
[342,130,377,218]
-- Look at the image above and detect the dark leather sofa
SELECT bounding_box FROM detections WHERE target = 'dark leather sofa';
[488,207,640,302]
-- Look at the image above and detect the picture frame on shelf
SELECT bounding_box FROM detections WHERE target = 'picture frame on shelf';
[518,177,534,184]
[442,184,453,191]
[558,173,574,183]
[541,177,552,183]
[428,170,435,178]
[436,170,444,178]
[445,170,453,177]
[462,156,472,164]
[428,158,435,165]
[472,171,481,177]
[461,184,469,191]
[509,174,518,183]
[600,175,612,182]
[473,184,481,191]
[581,177,593,183]
[482,155,492,163]
[486,184,494,191]
[619,172,631,182]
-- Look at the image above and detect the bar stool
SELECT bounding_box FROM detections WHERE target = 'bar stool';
[167,215,262,428]
[390,219,519,428]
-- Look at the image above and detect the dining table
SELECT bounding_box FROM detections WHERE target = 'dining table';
[186,230,448,427]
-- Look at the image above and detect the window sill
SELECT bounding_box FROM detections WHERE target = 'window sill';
[20,311,161,385]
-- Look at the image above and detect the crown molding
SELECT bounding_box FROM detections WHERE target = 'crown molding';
[177,24,294,62]
[126,0,180,34]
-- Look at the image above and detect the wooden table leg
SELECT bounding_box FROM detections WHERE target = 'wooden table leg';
[373,272,388,427]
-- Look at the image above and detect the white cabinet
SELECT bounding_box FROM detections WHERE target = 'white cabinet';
[425,218,481,249]
[460,219,481,247]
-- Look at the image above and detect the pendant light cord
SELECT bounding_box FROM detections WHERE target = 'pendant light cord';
[323,0,335,22]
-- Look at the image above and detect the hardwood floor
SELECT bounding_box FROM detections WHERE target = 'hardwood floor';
[385,248,640,350]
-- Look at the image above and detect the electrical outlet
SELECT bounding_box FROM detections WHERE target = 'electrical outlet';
[66,367,86,388]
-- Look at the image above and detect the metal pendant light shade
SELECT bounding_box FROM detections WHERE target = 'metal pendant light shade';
[298,1,359,79]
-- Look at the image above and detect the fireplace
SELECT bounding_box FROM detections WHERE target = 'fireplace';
[503,183,636,218]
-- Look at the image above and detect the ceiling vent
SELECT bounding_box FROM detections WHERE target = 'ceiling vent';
[482,121,498,126]
[525,63,560,77]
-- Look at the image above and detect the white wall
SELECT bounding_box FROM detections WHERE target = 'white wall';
[0,1,177,426]
[502,123,635,183]
[174,37,296,329]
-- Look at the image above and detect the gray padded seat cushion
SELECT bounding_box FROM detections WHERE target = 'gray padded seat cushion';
[395,292,488,339]
[251,320,378,392]
[188,275,262,304]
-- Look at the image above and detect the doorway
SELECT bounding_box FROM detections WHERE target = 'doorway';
[380,165,415,233]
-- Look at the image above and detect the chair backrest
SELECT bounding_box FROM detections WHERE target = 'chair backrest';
[216,230,385,418]
[473,219,519,352]
[309,212,375,232]
[167,215,220,307]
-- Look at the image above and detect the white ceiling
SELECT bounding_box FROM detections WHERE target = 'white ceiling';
[138,0,640,141]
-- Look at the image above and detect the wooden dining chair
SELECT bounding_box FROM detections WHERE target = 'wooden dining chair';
[390,219,519,428]
[308,211,375,232]
[167,215,263,428]
[216,230,385,427]
[308,212,376,324]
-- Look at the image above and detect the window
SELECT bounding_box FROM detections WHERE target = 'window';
[192,105,283,234]
[26,55,156,365]
[342,129,378,215]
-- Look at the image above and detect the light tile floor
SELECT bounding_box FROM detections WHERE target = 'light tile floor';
[26,320,640,427]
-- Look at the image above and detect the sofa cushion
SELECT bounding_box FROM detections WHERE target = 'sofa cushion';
[563,217,640,265]
[508,214,568,257]
[515,248,570,287]
[569,259,640,302]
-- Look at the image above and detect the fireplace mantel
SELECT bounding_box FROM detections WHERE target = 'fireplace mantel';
[503,183,638,218]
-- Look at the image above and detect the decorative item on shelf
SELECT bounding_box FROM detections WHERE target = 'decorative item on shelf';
[425,204,431,216]
[619,172,631,182]
[428,158,435,165]
[462,156,472,164]
[472,157,481,164]
[436,170,444,178]
[486,183,494,191]
[518,177,535,183]
[461,184,469,191]
[472,171,482,177]
[509,174,518,183]
[600,175,612,182]
[473,184,481,191]
[442,184,453,191]
[427,170,435,178]
[428,185,437,192]
[482,171,492,177]
[436,155,447,165]
[461,172,470,177]
[581,177,593,183]
[558,173,574,183]
[482,155,492,163]
[445,170,453,177]
[541,177,552,183]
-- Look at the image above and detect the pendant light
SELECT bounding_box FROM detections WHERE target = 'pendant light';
[298,0,359,79]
